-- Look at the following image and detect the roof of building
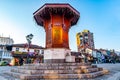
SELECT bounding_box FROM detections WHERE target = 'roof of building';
[76,30,91,36]
[13,43,44,49]
[83,29,89,33]
[0,36,13,40]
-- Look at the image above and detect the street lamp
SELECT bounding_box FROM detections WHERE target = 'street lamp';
[26,34,33,64]
[26,34,34,53]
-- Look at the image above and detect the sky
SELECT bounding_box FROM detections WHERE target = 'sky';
[0,0,120,51]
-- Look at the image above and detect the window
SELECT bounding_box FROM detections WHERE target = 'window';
[34,49,39,54]
[84,34,88,39]
[80,35,83,40]
[16,48,19,51]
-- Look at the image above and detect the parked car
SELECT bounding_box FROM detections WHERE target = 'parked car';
[0,61,10,66]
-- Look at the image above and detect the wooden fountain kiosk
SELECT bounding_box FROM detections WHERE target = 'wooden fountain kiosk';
[33,3,80,63]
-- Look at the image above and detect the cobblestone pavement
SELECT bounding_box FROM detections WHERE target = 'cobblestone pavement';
[94,63,120,80]
[0,66,19,80]
[0,64,120,80]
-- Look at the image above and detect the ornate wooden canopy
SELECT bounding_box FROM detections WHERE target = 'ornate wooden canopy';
[33,3,80,48]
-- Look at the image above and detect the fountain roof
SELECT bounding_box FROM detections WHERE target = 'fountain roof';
[33,3,80,26]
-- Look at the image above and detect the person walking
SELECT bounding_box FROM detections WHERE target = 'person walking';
[19,57,24,66]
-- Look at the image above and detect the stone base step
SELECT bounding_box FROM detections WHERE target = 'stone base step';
[11,69,80,74]
[82,68,99,73]
[5,63,109,80]
[23,63,91,66]
[18,63,91,70]
[79,66,92,69]
[18,66,78,70]
[6,70,108,80]
[11,67,103,75]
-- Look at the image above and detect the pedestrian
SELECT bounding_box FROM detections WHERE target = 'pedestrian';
[15,58,19,66]
[101,55,105,63]
[19,57,24,66]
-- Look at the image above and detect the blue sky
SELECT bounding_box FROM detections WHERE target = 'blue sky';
[0,0,120,51]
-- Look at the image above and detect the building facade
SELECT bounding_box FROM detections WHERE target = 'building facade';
[11,43,44,65]
[0,37,14,62]
[12,43,44,57]
[0,37,14,45]
[76,30,95,52]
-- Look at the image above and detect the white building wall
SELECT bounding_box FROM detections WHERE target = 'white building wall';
[0,37,14,61]
[12,47,43,54]
[2,51,12,59]
[12,47,28,52]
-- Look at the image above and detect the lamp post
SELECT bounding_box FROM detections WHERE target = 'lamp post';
[26,34,33,64]
[26,34,34,53]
